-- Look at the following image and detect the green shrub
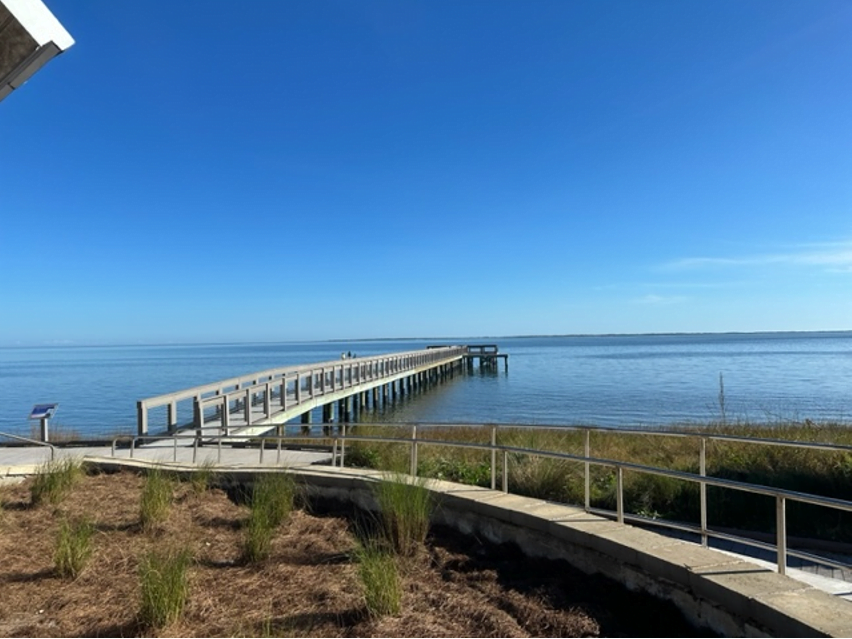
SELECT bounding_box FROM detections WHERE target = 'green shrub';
[242,509,275,564]
[419,456,491,486]
[344,424,411,473]
[55,516,94,578]
[140,466,175,530]
[248,473,295,527]
[138,546,193,628]
[507,454,579,503]
[373,473,433,556]
[30,457,81,506]
[241,473,295,563]
[356,540,401,617]
[189,458,216,494]
[344,444,381,469]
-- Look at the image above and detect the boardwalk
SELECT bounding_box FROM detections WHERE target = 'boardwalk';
[136,346,469,439]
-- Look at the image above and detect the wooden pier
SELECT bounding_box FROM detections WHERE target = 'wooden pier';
[136,346,480,439]
[463,344,509,372]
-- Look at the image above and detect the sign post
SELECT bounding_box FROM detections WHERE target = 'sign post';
[29,403,58,442]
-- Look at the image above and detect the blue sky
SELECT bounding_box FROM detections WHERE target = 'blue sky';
[2,0,851,345]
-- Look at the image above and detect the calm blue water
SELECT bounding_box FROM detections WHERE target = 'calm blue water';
[1,332,851,437]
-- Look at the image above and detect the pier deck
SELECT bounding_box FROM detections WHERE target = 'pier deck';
[136,346,473,440]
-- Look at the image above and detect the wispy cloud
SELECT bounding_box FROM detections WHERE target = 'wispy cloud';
[633,294,687,305]
[664,241,852,273]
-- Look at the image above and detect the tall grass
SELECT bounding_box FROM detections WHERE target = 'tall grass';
[341,421,852,542]
[242,472,296,563]
[54,517,94,578]
[356,540,401,617]
[30,457,81,506]
[344,424,411,473]
[507,454,580,502]
[138,546,193,628]
[373,473,433,556]
[189,458,217,494]
[140,466,175,530]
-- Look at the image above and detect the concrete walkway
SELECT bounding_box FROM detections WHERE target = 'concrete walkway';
[0,443,332,478]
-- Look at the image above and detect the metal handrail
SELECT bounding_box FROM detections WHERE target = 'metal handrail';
[0,430,56,459]
[452,421,852,455]
[110,422,852,580]
[333,429,852,577]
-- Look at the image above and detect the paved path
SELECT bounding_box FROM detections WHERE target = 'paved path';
[0,443,332,477]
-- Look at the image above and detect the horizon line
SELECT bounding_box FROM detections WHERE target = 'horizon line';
[1,328,851,349]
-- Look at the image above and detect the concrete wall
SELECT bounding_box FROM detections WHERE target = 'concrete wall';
[284,466,852,638]
[80,459,852,637]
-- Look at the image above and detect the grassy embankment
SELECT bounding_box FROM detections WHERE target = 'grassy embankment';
[343,420,852,543]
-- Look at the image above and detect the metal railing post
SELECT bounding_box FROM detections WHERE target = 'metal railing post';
[777,496,787,575]
[218,437,222,463]
[502,450,509,493]
[173,435,178,462]
[193,436,198,464]
[410,425,418,476]
[222,396,230,436]
[277,436,282,465]
[700,437,708,547]
[260,439,265,464]
[490,426,497,490]
[341,423,347,468]
[584,429,591,512]
[332,438,338,467]
[616,466,624,524]
[130,437,136,459]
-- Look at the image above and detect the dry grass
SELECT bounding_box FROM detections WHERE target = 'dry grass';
[346,422,852,541]
[0,468,709,637]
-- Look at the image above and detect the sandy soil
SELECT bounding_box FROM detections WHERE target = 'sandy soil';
[0,468,711,637]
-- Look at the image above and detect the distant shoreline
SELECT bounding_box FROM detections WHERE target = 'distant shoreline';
[2,329,852,350]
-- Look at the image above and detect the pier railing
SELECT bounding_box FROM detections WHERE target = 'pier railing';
[135,346,467,436]
[112,422,852,580]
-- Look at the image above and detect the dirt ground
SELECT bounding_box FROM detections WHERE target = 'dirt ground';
[0,468,712,637]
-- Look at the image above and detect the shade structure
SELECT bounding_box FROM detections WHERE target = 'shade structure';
[0,0,73,102]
